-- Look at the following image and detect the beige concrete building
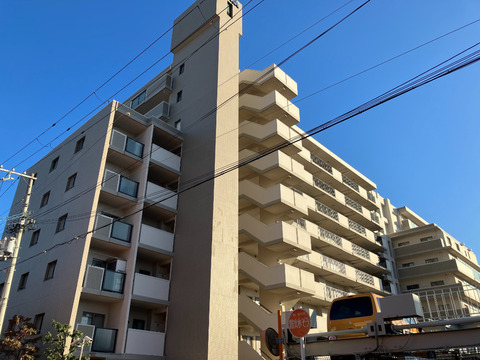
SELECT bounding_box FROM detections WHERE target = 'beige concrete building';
[2,0,479,359]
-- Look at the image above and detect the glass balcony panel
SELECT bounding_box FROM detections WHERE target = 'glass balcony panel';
[125,137,144,158]
[102,270,125,293]
[110,221,132,242]
[91,328,117,353]
[119,176,138,197]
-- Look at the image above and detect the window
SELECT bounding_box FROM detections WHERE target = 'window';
[179,63,185,75]
[18,273,29,290]
[227,2,233,17]
[406,284,420,290]
[44,260,57,280]
[132,319,145,330]
[65,173,77,191]
[402,262,414,268]
[40,191,50,207]
[81,312,105,328]
[446,237,452,246]
[398,241,410,247]
[30,229,40,247]
[420,236,433,242]
[0,283,4,296]
[49,157,59,172]
[176,90,183,102]
[74,137,85,153]
[431,280,445,287]
[425,258,438,264]
[131,90,146,108]
[56,214,68,233]
[175,119,181,130]
[456,243,461,251]
[34,313,45,332]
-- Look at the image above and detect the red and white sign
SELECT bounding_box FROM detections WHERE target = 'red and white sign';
[288,309,311,338]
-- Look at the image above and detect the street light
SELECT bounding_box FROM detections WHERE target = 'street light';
[72,335,93,359]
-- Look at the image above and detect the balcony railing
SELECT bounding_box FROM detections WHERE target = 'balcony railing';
[151,144,181,172]
[318,226,342,247]
[103,170,138,198]
[310,154,333,174]
[293,218,307,230]
[125,329,165,356]
[348,218,366,235]
[342,174,359,192]
[322,254,346,275]
[110,129,144,158]
[355,269,374,285]
[367,191,376,203]
[324,285,349,301]
[370,211,380,223]
[91,328,117,353]
[94,214,132,243]
[313,176,336,196]
[345,196,362,212]
[315,201,339,221]
[351,243,371,260]
[83,265,125,294]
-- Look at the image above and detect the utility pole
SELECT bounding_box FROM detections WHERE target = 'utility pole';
[0,167,36,334]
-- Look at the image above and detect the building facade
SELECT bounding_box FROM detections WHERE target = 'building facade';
[1,0,479,359]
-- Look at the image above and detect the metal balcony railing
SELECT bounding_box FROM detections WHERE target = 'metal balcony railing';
[310,154,332,174]
[322,255,346,275]
[110,129,144,158]
[293,218,307,230]
[318,226,342,247]
[345,196,362,212]
[91,328,117,353]
[102,269,125,293]
[348,218,366,235]
[313,176,336,196]
[370,211,380,223]
[342,174,359,192]
[355,269,375,285]
[315,201,339,221]
[351,243,370,260]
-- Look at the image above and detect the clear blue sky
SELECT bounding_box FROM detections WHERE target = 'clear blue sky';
[1,1,479,255]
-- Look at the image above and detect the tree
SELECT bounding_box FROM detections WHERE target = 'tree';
[43,321,90,360]
[0,315,41,360]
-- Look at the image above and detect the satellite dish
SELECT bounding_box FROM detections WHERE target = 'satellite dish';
[261,327,279,356]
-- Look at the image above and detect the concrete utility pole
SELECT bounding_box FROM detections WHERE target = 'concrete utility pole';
[0,167,36,334]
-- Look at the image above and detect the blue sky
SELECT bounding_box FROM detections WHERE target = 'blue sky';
[1,0,479,255]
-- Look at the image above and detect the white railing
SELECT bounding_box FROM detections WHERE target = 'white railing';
[125,329,165,356]
[370,211,380,223]
[322,255,346,275]
[345,196,362,212]
[355,269,374,285]
[313,176,336,196]
[310,154,333,174]
[139,224,174,252]
[352,243,370,260]
[151,144,181,171]
[348,218,366,235]
[318,226,342,247]
[145,182,178,209]
[293,218,307,230]
[132,273,170,301]
[324,285,349,301]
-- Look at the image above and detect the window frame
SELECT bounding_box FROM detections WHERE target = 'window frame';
[18,272,29,290]
[176,90,183,102]
[30,229,40,247]
[56,214,68,233]
[179,63,185,75]
[65,173,77,192]
[34,313,45,333]
[40,191,50,208]
[44,260,57,280]
[74,136,85,154]
[49,157,59,172]
[131,90,146,109]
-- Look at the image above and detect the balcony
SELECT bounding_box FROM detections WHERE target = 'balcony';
[129,74,173,115]
[145,182,178,210]
[239,213,311,257]
[238,252,315,296]
[93,214,132,248]
[83,265,125,298]
[125,329,165,356]
[132,273,169,303]
[102,170,138,203]
[239,65,298,100]
[110,129,144,158]
[239,119,302,156]
[294,252,382,293]
[150,144,181,172]
[139,224,174,253]
[239,91,300,126]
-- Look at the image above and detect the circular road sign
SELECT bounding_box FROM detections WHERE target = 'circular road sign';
[288,309,311,338]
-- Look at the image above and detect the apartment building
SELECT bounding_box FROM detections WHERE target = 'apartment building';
[1,0,478,360]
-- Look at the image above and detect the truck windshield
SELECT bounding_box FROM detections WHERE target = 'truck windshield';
[330,297,373,320]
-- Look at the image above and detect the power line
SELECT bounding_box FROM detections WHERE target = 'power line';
[4,41,479,272]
